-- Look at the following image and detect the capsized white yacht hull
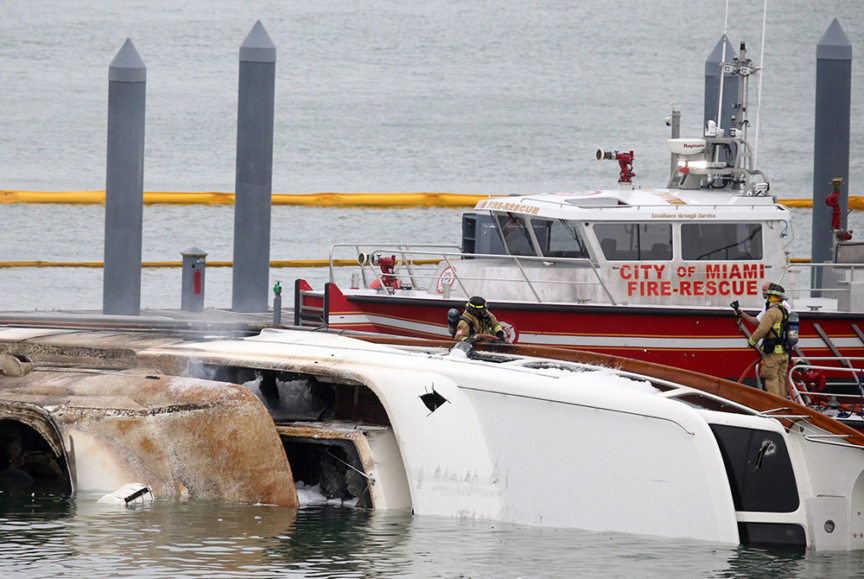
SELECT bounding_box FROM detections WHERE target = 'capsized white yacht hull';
[2,323,864,549]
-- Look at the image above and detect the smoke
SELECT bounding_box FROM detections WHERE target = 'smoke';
[241,375,331,422]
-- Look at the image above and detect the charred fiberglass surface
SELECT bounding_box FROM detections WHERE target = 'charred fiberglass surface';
[185,363,392,508]
[0,330,298,506]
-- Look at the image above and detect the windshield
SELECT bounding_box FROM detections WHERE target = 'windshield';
[594,223,673,261]
[681,223,762,260]
[533,219,589,258]
[495,213,537,256]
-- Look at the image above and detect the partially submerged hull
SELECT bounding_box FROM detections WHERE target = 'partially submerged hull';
[2,319,864,550]
[0,330,297,506]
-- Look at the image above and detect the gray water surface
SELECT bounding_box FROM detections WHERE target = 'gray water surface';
[3,491,864,579]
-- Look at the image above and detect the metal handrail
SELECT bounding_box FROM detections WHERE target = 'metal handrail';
[441,254,470,298]
[325,244,618,305]
[778,261,864,301]
[327,243,462,284]
[511,256,542,302]
[788,360,864,407]
[357,261,610,297]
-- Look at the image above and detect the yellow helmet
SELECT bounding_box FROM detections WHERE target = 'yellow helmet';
[766,283,786,300]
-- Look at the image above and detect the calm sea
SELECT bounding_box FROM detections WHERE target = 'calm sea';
[3,0,864,575]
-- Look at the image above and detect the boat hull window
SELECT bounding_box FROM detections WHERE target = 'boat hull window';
[671,393,754,415]
[495,213,538,256]
[737,522,806,549]
[280,436,372,508]
[709,424,799,513]
[681,223,763,260]
[191,365,337,422]
[533,219,589,259]
[594,223,672,261]
[462,213,505,257]
[0,420,71,493]
[188,365,391,427]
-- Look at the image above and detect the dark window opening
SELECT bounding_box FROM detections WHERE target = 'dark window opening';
[0,420,71,493]
[280,437,372,508]
[495,213,537,256]
[595,223,672,261]
[533,219,590,259]
[189,364,390,426]
[737,522,806,549]
[672,393,754,414]
[710,424,799,513]
[190,364,337,423]
[681,223,763,260]
[332,383,390,425]
[466,350,521,364]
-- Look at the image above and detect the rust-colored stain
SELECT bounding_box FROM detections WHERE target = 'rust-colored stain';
[0,353,299,507]
[139,436,155,455]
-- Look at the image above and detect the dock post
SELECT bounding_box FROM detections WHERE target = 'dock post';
[811,18,852,290]
[231,21,276,313]
[103,39,146,316]
[273,281,282,325]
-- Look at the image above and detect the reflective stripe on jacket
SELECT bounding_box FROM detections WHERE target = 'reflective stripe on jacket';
[748,304,787,355]
[455,310,503,341]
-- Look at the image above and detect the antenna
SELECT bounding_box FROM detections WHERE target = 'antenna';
[715,0,731,132]
[753,0,768,169]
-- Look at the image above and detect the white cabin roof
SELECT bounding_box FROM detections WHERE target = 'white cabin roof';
[475,189,788,222]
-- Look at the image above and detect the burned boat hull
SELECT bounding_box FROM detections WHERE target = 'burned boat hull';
[0,342,297,506]
[2,322,864,549]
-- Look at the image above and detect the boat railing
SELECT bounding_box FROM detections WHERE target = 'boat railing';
[778,261,864,311]
[325,243,618,304]
[788,358,864,413]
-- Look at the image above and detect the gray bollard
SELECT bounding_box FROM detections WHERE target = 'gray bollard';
[103,39,146,316]
[273,280,282,325]
[704,35,739,135]
[232,21,276,313]
[180,247,208,312]
[811,18,852,278]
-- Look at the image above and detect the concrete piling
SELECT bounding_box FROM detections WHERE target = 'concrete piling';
[231,21,276,313]
[812,18,853,273]
[103,39,146,316]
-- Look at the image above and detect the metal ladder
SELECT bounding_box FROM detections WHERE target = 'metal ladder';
[293,280,328,328]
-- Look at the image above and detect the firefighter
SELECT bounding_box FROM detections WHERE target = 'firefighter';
[735,280,791,327]
[454,296,506,343]
[747,283,790,397]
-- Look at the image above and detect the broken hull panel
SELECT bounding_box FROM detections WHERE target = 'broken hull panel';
[0,362,298,507]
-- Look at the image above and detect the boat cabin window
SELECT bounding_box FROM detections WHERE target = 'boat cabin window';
[681,223,762,260]
[670,393,755,415]
[594,223,672,261]
[532,219,589,258]
[495,213,537,256]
